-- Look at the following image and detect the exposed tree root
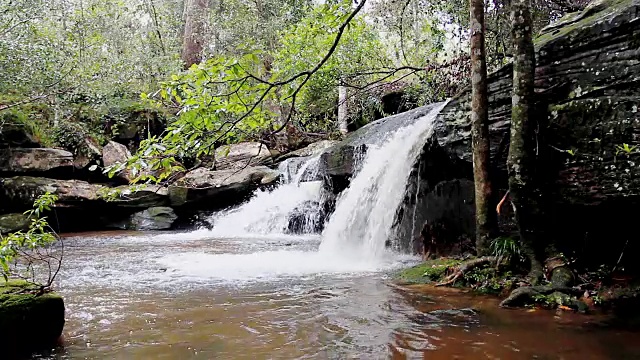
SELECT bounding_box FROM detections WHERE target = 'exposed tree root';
[435,256,497,287]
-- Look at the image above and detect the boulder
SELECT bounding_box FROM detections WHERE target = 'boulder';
[286,197,333,234]
[102,140,133,182]
[109,184,169,208]
[320,104,446,195]
[0,213,30,234]
[0,148,73,174]
[0,281,65,356]
[276,140,338,162]
[73,137,103,170]
[214,142,272,170]
[115,206,177,230]
[168,166,279,208]
[0,176,104,210]
[278,155,334,184]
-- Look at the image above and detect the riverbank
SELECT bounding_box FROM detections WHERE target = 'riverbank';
[397,257,640,316]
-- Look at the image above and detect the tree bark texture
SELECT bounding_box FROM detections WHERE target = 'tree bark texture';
[508,0,544,281]
[182,0,210,69]
[338,85,348,135]
[470,0,495,255]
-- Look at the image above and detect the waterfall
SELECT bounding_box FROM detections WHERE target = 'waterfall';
[209,155,327,236]
[319,102,447,259]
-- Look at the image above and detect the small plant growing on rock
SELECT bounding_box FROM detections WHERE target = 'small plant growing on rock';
[0,192,62,291]
[490,236,524,266]
[615,143,637,156]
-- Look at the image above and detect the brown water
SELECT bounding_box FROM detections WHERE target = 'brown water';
[36,231,640,359]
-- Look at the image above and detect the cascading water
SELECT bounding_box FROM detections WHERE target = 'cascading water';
[208,155,328,237]
[319,101,448,259]
[177,101,447,277]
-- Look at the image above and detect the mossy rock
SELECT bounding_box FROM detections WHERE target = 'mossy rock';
[396,258,462,284]
[0,213,30,234]
[0,281,65,356]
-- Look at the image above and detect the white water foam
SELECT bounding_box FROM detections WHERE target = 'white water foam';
[208,155,327,237]
[319,102,448,259]
[155,250,414,283]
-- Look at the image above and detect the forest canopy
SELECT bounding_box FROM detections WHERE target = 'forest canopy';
[1,0,583,180]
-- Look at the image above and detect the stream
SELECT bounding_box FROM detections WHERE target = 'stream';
[35,231,640,359]
[32,102,640,359]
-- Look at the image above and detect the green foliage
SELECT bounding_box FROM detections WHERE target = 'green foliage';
[52,120,91,154]
[97,184,149,202]
[117,1,391,182]
[462,267,515,294]
[207,0,312,56]
[397,257,517,295]
[113,54,271,182]
[2,0,579,185]
[490,236,524,265]
[531,293,556,307]
[273,2,391,128]
[0,98,55,146]
[0,193,61,289]
[0,0,183,96]
[616,143,637,156]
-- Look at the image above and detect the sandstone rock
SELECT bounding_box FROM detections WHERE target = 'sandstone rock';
[0,148,73,173]
[73,137,103,170]
[110,184,169,208]
[168,166,279,207]
[0,176,104,209]
[116,206,177,230]
[102,141,133,182]
[320,104,444,198]
[214,142,272,170]
[427,0,640,261]
[0,213,30,234]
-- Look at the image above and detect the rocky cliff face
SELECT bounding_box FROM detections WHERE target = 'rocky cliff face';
[428,0,640,265]
[324,0,640,265]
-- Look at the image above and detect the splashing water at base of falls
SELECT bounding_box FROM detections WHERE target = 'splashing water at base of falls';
[319,101,448,259]
[161,102,448,281]
[208,154,327,237]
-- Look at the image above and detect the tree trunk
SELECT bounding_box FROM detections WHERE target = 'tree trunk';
[182,0,210,69]
[508,0,544,282]
[470,0,495,255]
[338,85,348,135]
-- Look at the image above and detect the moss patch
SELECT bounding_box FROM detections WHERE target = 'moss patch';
[0,280,65,356]
[396,257,519,295]
[397,258,462,284]
[534,0,632,50]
